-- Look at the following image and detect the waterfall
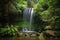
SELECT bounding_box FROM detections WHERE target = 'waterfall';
[23,8,34,32]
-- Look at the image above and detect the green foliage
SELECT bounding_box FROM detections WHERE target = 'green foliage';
[0,0,60,36]
[39,33,45,40]
[33,0,60,33]
[17,0,27,8]
[0,25,18,36]
[33,13,44,32]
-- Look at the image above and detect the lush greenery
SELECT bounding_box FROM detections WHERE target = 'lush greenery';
[33,0,60,32]
[0,0,60,38]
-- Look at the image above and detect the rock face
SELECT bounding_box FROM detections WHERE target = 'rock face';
[43,30,60,40]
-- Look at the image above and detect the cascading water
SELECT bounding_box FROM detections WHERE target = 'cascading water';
[23,8,34,32]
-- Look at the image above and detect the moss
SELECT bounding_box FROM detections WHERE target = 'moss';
[39,33,45,40]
